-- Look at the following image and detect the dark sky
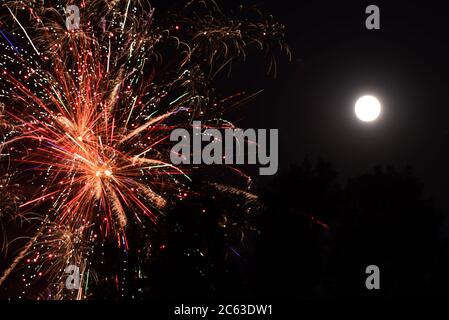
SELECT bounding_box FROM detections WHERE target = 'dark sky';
[228,0,449,216]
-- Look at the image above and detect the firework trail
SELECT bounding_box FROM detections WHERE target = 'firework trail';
[0,0,288,299]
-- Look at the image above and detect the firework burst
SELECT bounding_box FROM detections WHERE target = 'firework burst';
[0,0,288,299]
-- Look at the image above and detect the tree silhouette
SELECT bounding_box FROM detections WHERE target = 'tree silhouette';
[331,166,443,298]
[249,159,444,299]
[249,158,338,299]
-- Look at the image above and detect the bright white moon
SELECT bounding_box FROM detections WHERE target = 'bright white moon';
[355,95,382,122]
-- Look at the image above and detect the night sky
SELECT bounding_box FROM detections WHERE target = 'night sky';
[231,0,449,217]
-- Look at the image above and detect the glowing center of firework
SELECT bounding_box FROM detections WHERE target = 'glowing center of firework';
[95,169,113,177]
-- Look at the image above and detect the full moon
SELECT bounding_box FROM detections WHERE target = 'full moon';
[355,95,382,122]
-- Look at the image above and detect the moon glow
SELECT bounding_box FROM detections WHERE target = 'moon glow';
[355,95,382,122]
